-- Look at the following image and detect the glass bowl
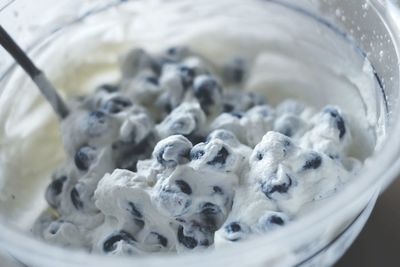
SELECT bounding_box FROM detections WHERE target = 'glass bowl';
[1,0,400,266]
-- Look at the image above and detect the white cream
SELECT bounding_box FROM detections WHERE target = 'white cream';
[0,0,385,256]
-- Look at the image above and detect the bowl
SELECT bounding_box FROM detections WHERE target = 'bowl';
[1,0,400,266]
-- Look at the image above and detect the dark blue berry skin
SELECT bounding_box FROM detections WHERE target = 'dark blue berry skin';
[74,146,95,171]
[127,202,142,218]
[256,152,263,161]
[207,147,229,166]
[177,226,198,249]
[224,221,246,241]
[159,46,191,64]
[223,103,235,113]
[102,97,132,114]
[213,186,223,194]
[97,84,119,93]
[199,202,221,232]
[278,127,292,137]
[229,111,244,119]
[257,213,287,232]
[323,107,346,139]
[156,146,169,166]
[225,222,242,233]
[159,46,189,64]
[190,149,205,160]
[303,153,322,170]
[112,135,154,171]
[145,76,159,85]
[223,58,245,84]
[261,174,293,200]
[153,232,168,247]
[193,76,221,110]
[134,219,145,228]
[45,176,67,208]
[103,230,136,253]
[70,187,83,210]
[175,180,192,195]
[185,134,205,146]
[269,215,285,226]
[179,66,195,89]
[166,47,179,56]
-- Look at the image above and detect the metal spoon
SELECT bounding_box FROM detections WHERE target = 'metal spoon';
[0,25,69,119]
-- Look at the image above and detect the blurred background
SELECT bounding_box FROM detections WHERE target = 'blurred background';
[336,177,400,267]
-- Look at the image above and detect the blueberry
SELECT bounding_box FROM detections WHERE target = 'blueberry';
[200,239,210,246]
[303,153,322,170]
[223,103,235,113]
[229,111,243,119]
[213,186,223,194]
[257,213,288,232]
[256,152,263,161]
[113,135,154,170]
[200,202,221,232]
[177,226,198,249]
[323,107,346,139]
[185,133,205,145]
[164,102,173,114]
[134,219,145,228]
[153,232,168,247]
[45,176,67,208]
[179,65,195,89]
[175,180,192,195]
[70,187,83,210]
[145,76,159,85]
[156,145,169,165]
[269,215,285,226]
[193,75,221,110]
[97,84,119,93]
[103,230,136,253]
[127,202,142,218]
[261,174,293,199]
[224,222,246,241]
[225,222,241,233]
[190,149,205,160]
[223,58,245,84]
[201,202,220,215]
[102,97,132,114]
[207,147,229,166]
[161,46,191,63]
[86,110,108,137]
[166,47,179,56]
[280,127,292,137]
[74,146,96,171]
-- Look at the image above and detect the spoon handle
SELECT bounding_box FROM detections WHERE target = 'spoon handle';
[0,25,69,119]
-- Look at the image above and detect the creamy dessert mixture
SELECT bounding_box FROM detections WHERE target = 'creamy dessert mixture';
[33,46,360,255]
